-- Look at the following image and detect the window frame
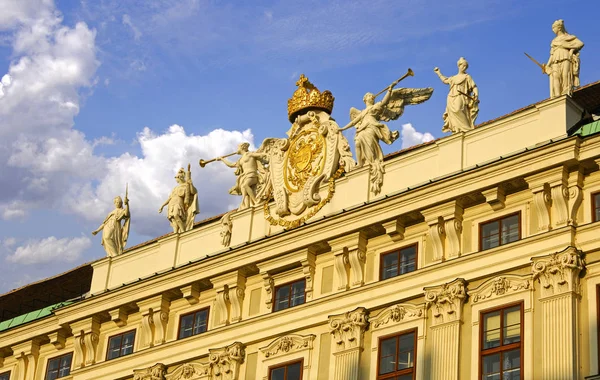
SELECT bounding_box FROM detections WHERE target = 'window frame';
[379,243,418,281]
[593,191,600,223]
[0,371,10,380]
[478,211,522,251]
[44,352,73,380]
[272,278,306,312]
[375,328,417,380]
[105,329,136,361]
[478,301,524,380]
[267,358,304,380]
[177,306,210,340]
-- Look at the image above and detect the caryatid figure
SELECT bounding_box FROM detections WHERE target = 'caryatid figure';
[434,57,479,133]
[92,194,130,257]
[159,164,199,233]
[544,19,584,98]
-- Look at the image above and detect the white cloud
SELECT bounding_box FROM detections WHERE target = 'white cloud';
[6,236,91,265]
[401,123,435,149]
[2,237,17,248]
[122,14,142,41]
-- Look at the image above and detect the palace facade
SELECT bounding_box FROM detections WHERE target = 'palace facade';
[1,80,600,380]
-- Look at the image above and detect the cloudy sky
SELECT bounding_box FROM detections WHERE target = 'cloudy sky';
[0,0,599,293]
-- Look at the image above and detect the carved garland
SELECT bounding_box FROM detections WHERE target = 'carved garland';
[371,304,424,329]
[264,167,344,229]
[260,334,316,358]
[470,275,531,304]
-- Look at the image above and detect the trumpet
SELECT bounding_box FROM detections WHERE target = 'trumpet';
[373,68,414,98]
[198,152,237,168]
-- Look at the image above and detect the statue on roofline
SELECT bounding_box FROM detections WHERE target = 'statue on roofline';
[159,164,199,233]
[434,57,479,133]
[339,68,433,195]
[544,19,584,98]
[92,185,130,257]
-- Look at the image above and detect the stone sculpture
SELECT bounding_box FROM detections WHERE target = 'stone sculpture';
[341,69,433,195]
[544,19,584,97]
[159,164,199,233]
[220,211,233,247]
[92,187,130,257]
[434,57,479,133]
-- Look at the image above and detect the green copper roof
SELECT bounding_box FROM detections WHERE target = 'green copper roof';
[573,120,600,137]
[0,301,74,332]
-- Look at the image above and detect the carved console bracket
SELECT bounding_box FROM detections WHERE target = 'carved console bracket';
[329,232,368,289]
[108,306,130,327]
[70,316,101,369]
[421,201,464,261]
[11,340,40,380]
[48,330,67,350]
[166,342,245,380]
[138,295,170,349]
[482,186,506,211]
[424,278,467,325]
[525,167,574,233]
[531,246,584,299]
[211,270,248,326]
[133,363,167,380]
[181,283,201,305]
[382,218,406,242]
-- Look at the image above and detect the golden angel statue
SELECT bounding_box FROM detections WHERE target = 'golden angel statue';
[434,57,479,133]
[92,187,130,257]
[159,164,199,233]
[544,19,584,97]
[341,69,433,195]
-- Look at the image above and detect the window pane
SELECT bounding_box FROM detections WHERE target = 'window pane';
[46,358,60,380]
[379,337,397,374]
[121,331,135,355]
[594,193,600,222]
[501,215,520,244]
[483,311,501,349]
[107,335,122,360]
[58,354,72,377]
[180,314,194,338]
[270,367,285,380]
[503,307,521,344]
[382,252,399,279]
[274,285,290,311]
[193,310,208,335]
[482,353,501,379]
[287,362,302,380]
[290,281,305,307]
[397,332,415,369]
[0,373,9,380]
[481,221,500,250]
[399,246,416,274]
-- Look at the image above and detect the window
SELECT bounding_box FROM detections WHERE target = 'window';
[480,213,520,251]
[106,330,136,360]
[480,304,523,380]
[45,353,72,380]
[593,192,600,222]
[0,371,10,380]
[269,360,303,380]
[178,307,209,339]
[273,279,306,312]
[377,329,416,380]
[380,244,417,280]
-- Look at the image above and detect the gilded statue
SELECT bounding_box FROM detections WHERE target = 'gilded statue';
[159,164,199,233]
[92,187,130,257]
[340,69,433,195]
[544,19,584,97]
[434,57,479,133]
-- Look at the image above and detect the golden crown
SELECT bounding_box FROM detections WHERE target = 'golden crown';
[287,74,334,122]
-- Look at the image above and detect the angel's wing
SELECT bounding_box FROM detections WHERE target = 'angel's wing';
[349,107,361,121]
[381,87,434,122]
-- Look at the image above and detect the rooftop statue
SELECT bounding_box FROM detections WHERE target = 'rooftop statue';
[434,57,479,133]
[159,164,199,233]
[340,69,433,195]
[92,186,130,257]
[545,19,584,97]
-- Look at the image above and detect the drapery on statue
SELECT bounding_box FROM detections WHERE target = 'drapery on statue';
[340,69,433,195]
[159,164,199,233]
[216,142,269,211]
[434,57,479,133]
[544,19,584,98]
[92,186,130,257]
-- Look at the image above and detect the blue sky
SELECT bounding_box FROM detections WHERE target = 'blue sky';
[0,0,599,293]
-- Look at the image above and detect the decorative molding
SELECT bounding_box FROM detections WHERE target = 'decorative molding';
[370,303,425,330]
[11,340,40,380]
[214,285,230,327]
[48,330,67,349]
[428,219,446,262]
[181,283,201,305]
[329,306,369,351]
[330,232,368,289]
[532,247,584,298]
[424,278,467,325]
[469,275,532,304]
[262,274,274,310]
[422,201,463,261]
[482,186,506,211]
[567,168,584,226]
[301,253,316,300]
[138,295,170,348]
[166,342,245,380]
[211,270,247,325]
[259,334,315,358]
[70,316,100,369]
[133,363,167,380]
[444,207,464,259]
[382,219,405,241]
[108,306,129,327]
[333,249,350,291]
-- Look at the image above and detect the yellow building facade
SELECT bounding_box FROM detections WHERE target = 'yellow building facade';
[1,80,600,380]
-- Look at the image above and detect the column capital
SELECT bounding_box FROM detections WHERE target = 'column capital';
[424,278,467,325]
[532,247,584,298]
[328,307,369,352]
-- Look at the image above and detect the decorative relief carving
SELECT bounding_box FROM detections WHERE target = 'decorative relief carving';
[445,211,463,259]
[424,278,467,325]
[301,253,316,300]
[371,303,425,329]
[138,296,170,348]
[214,285,230,327]
[469,275,531,304]
[166,342,245,380]
[532,247,584,298]
[220,211,233,247]
[429,220,446,261]
[333,250,350,291]
[12,341,40,380]
[567,168,584,226]
[329,307,369,351]
[71,317,100,369]
[263,274,274,310]
[259,334,316,358]
[133,363,167,380]
[530,184,552,233]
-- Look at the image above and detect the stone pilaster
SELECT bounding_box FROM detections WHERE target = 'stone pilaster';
[532,247,584,379]
[329,232,367,290]
[138,295,170,349]
[328,307,369,380]
[70,316,101,369]
[11,340,39,380]
[424,278,467,380]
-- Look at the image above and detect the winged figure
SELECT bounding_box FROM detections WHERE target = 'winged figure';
[343,84,433,194]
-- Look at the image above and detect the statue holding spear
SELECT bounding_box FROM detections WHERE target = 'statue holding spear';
[92,184,131,257]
